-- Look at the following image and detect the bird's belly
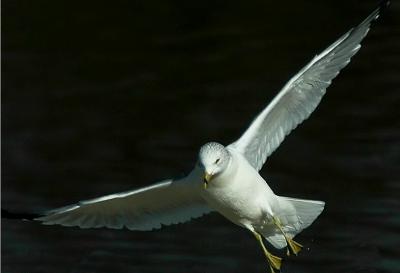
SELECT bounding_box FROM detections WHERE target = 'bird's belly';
[202,184,265,228]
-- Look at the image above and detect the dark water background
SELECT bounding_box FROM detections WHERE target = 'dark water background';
[2,1,399,272]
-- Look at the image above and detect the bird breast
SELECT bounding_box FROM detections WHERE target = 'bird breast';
[201,148,276,227]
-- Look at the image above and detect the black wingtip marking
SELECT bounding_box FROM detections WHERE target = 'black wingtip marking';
[357,0,390,30]
[380,0,390,9]
[377,0,390,20]
[1,209,42,221]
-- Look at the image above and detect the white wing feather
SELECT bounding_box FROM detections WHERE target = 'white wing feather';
[229,7,381,171]
[36,176,211,231]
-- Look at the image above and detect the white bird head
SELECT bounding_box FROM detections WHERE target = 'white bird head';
[198,142,231,188]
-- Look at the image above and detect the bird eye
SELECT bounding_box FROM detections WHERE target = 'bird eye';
[215,158,220,164]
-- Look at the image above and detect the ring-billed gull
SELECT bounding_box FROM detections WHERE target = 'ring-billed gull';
[36,3,386,272]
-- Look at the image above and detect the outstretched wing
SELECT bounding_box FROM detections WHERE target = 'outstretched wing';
[229,5,383,171]
[36,176,211,231]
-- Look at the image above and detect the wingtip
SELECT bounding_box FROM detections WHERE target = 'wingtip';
[1,209,43,221]
[356,0,390,31]
[375,0,390,21]
[380,0,390,9]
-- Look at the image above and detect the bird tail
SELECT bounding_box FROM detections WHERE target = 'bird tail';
[280,196,325,233]
[261,197,325,249]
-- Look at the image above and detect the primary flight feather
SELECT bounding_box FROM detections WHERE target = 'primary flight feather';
[36,4,384,272]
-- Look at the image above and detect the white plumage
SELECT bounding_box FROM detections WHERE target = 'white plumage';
[36,4,383,269]
[229,8,380,171]
[38,172,212,230]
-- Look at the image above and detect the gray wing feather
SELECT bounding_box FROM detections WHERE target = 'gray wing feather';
[229,6,381,171]
[36,177,211,231]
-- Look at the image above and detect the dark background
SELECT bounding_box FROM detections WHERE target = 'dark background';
[2,0,399,272]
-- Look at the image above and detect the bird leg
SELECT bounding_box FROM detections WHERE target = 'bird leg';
[273,217,303,256]
[253,231,282,273]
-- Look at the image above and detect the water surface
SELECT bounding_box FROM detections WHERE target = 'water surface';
[2,1,399,272]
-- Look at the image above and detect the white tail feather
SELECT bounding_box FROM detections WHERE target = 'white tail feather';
[261,196,325,249]
[280,196,325,233]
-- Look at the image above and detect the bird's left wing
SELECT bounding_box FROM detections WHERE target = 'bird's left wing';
[228,5,383,171]
[36,176,212,231]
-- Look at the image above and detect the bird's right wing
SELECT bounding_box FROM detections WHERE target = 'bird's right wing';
[36,176,212,231]
[229,4,385,171]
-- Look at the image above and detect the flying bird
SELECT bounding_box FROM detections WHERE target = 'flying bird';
[36,4,385,272]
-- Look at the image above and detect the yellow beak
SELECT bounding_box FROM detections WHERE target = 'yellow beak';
[203,172,212,189]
